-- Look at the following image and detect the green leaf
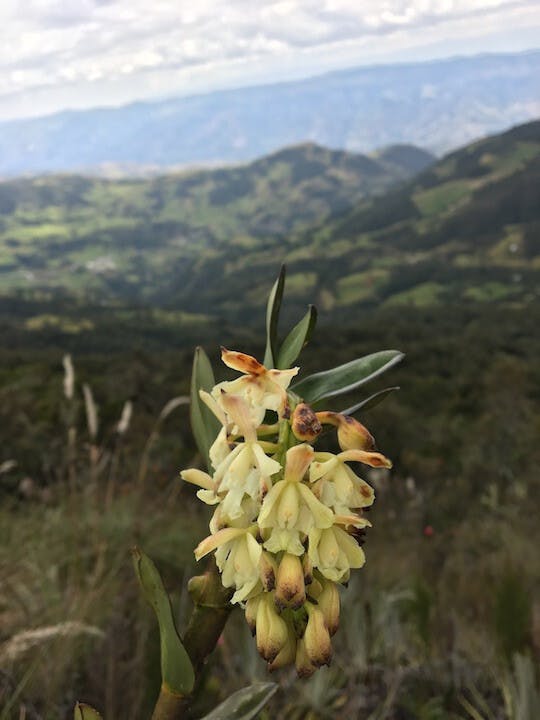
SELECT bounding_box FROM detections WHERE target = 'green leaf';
[277,305,317,370]
[263,265,286,368]
[342,386,400,416]
[74,703,103,720]
[190,347,220,471]
[292,350,404,404]
[201,682,278,720]
[132,548,195,695]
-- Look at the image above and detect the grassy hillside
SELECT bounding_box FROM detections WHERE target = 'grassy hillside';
[1,122,539,354]
[0,141,432,312]
[300,119,540,311]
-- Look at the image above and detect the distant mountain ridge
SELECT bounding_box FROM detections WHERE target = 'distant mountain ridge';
[0,50,539,176]
[0,140,433,298]
[0,121,539,343]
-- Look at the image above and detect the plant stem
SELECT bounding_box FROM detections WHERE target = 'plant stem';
[150,559,233,720]
[183,559,233,675]
[151,688,189,720]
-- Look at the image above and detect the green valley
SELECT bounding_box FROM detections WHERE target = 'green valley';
[1,122,539,352]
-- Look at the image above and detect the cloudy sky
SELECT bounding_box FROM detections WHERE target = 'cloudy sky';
[1,0,539,121]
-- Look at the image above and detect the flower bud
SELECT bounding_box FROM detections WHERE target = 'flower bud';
[302,554,313,586]
[303,604,332,667]
[283,443,314,483]
[291,403,322,442]
[267,620,297,671]
[307,577,323,600]
[316,411,375,452]
[317,580,340,636]
[245,594,263,635]
[337,417,375,452]
[256,594,289,663]
[259,551,278,591]
[275,553,306,610]
[295,637,317,678]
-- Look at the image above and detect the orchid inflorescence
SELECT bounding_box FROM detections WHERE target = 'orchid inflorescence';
[182,346,393,677]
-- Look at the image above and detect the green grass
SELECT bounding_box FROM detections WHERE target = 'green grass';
[480,141,540,175]
[282,271,318,295]
[336,269,390,305]
[383,281,443,307]
[464,281,516,302]
[24,314,95,333]
[414,180,472,217]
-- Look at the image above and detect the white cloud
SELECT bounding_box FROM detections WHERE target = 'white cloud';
[0,0,538,118]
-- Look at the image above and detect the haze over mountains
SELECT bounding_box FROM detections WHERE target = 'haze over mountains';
[1,119,538,351]
[0,142,434,301]
[0,50,539,177]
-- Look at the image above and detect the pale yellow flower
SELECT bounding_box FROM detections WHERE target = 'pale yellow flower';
[308,517,369,582]
[258,444,333,555]
[209,496,261,533]
[212,348,298,424]
[309,449,388,514]
[195,526,262,604]
[215,394,281,519]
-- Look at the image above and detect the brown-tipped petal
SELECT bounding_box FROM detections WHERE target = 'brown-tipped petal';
[275,554,306,610]
[256,595,289,663]
[317,581,340,636]
[295,637,317,678]
[221,348,266,376]
[302,554,314,586]
[291,403,322,442]
[317,412,376,451]
[336,416,376,452]
[259,552,278,592]
[307,577,323,600]
[267,623,297,671]
[338,449,392,469]
[303,604,333,667]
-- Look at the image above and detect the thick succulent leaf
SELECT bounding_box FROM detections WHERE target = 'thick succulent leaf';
[74,703,102,720]
[277,305,317,370]
[132,548,195,695]
[190,347,220,471]
[201,682,278,720]
[263,265,286,368]
[342,386,400,416]
[292,350,404,404]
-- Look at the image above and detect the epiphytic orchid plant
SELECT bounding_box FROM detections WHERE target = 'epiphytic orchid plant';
[75,267,403,720]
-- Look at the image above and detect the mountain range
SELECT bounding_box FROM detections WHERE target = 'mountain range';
[0,50,539,176]
[1,119,539,351]
[0,141,433,301]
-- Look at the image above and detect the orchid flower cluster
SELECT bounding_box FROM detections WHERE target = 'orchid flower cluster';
[182,348,392,677]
